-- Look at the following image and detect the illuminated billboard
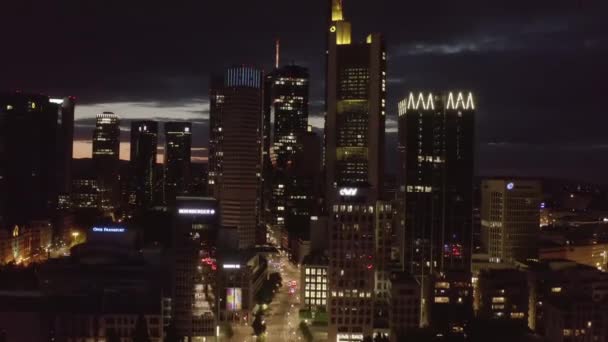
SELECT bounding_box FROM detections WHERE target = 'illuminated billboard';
[226,288,242,311]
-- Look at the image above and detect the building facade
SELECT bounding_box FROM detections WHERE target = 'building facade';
[213,66,264,249]
[172,197,219,340]
[481,179,542,263]
[325,6,386,204]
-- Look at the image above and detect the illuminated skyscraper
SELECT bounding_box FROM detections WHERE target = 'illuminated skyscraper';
[265,64,309,168]
[397,91,475,327]
[325,3,386,204]
[93,112,120,161]
[324,1,390,340]
[0,92,74,224]
[164,122,192,204]
[92,112,121,211]
[129,121,158,209]
[263,64,313,245]
[211,66,263,249]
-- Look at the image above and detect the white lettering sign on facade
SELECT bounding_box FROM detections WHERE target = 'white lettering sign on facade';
[223,264,241,269]
[92,227,125,233]
[339,188,358,196]
[178,208,216,215]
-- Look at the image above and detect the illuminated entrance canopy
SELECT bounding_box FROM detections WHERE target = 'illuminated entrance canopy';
[178,208,216,215]
[92,227,125,233]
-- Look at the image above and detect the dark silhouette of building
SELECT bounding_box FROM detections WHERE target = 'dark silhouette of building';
[0,92,74,225]
[130,121,158,209]
[211,66,263,249]
[208,76,224,199]
[164,122,192,204]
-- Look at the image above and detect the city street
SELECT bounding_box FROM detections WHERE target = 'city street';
[264,250,302,341]
[228,249,302,342]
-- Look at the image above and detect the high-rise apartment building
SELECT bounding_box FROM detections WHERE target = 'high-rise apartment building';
[129,121,158,209]
[0,92,75,225]
[481,179,542,263]
[92,112,121,211]
[164,122,192,205]
[210,66,263,249]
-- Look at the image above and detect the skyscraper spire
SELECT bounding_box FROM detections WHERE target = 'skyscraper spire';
[275,39,280,69]
[331,0,344,22]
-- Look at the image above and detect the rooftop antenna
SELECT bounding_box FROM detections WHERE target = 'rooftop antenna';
[275,39,280,69]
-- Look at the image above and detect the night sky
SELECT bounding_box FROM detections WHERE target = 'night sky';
[2,0,607,182]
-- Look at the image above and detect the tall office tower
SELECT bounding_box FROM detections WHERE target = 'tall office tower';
[397,91,475,328]
[212,66,263,249]
[92,112,121,211]
[0,92,75,225]
[129,121,158,209]
[208,76,225,199]
[325,1,389,340]
[325,2,386,205]
[263,65,311,244]
[164,122,192,205]
[265,64,309,168]
[172,197,219,340]
[481,179,541,263]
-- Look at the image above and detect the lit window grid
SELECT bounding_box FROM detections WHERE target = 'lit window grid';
[304,266,328,308]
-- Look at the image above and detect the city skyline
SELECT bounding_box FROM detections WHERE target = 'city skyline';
[1,1,608,341]
[2,0,607,182]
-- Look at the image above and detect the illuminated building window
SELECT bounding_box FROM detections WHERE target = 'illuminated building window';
[492,297,505,303]
[510,312,524,319]
[434,296,449,303]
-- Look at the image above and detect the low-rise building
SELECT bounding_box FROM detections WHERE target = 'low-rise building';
[475,268,528,323]
[543,297,608,342]
[0,221,52,265]
[301,252,329,312]
[216,250,268,322]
